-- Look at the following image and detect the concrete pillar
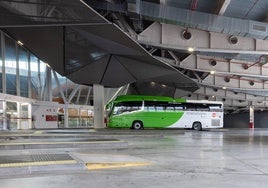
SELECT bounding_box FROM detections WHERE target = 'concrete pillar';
[93,84,105,129]
[2,101,7,130]
[28,103,32,129]
[249,105,254,129]
[17,102,21,129]
[64,104,69,128]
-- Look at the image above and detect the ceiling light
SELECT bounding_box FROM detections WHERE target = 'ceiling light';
[210,70,215,74]
[187,47,194,52]
[17,40,23,46]
[151,82,156,86]
[222,86,227,90]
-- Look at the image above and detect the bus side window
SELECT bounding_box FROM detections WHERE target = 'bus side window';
[185,103,196,111]
[174,106,184,111]
[146,106,154,111]
[166,106,174,111]
[156,106,164,111]
[209,104,222,112]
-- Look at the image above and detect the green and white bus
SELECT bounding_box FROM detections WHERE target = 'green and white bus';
[106,95,223,131]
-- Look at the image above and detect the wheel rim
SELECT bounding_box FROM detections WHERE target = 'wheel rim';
[134,122,141,129]
[193,123,201,130]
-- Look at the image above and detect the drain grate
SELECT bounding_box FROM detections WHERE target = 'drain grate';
[0,154,76,167]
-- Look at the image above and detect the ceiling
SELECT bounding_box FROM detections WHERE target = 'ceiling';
[84,0,268,113]
[1,0,268,113]
[0,0,198,90]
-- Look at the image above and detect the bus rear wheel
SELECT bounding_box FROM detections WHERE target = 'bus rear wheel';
[192,122,202,131]
[132,121,143,130]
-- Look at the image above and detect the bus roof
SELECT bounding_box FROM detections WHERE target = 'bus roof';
[106,95,223,109]
[112,95,186,103]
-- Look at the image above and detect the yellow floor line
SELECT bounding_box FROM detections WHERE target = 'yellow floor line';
[0,160,76,168]
[86,162,152,170]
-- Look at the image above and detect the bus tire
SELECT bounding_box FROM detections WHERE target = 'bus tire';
[192,122,202,131]
[132,121,143,130]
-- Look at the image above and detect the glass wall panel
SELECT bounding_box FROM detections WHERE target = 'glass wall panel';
[0,33,2,93]
[40,60,47,96]
[68,108,79,128]
[52,71,73,99]
[18,46,28,97]
[0,73,2,93]
[6,101,17,130]
[30,54,39,99]
[5,35,16,95]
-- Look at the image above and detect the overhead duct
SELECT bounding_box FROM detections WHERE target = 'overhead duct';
[87,1,268,40]
[140,2,268,40]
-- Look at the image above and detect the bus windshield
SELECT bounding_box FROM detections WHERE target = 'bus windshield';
[112,101,142,115]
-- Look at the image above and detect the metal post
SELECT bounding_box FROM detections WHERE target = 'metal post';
[2,100,7,130]
[17,102,20,129]
[27,52,32,98]
[28,103,32,129]
[1,32,6,94]
[249,104,254,129]
[46,66,52,101]
[15,43,20,96]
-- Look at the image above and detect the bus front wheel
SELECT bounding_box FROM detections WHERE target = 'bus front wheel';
[132,121,143,130]
[192,122,202,131]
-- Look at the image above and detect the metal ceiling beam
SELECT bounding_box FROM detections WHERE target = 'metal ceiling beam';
[155,50,268,93]
[138,22,268,62]
[153,51,268,98]
[216,0,231,15]
[67,84,81,103]
[186,92,268,110]
[180,54,268,81]
[196,85,268,101]
[191,89,267,105]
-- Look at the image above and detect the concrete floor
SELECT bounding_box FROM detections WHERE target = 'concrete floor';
[1,128,268,188]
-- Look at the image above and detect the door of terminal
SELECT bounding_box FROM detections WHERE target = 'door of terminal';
[0,100,31,130]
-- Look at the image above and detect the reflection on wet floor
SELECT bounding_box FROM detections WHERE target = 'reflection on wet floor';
[1,128,268,188]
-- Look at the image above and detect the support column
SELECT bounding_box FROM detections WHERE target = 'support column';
[28,103,32,129]
[17,102,20,129]
[64,104,69,128]
[46,67,52,101]
[93,84,105,129]
[249,104,254,129]
[15,43,20,96]
[2,101,7,130]
[1,32,6,94]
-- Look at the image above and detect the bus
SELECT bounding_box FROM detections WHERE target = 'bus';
[106,95,223,131]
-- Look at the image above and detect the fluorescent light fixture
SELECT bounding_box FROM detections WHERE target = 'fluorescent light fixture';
[17,40,23,46]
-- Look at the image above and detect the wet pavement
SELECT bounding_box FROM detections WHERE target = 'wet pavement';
[0,128,268,188]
